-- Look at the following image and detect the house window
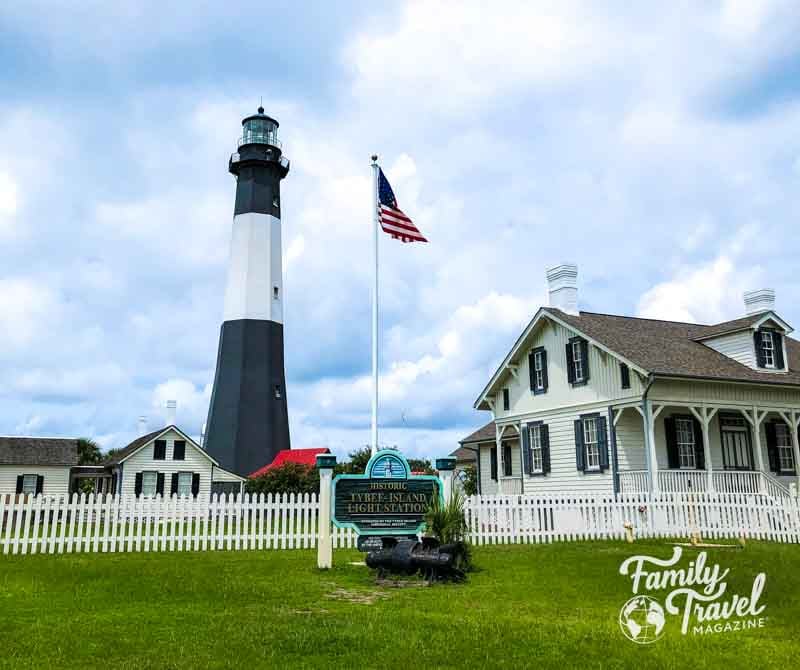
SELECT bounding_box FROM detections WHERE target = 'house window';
[141,471,158,497]
[583,418,600,470]
[530,424,543,473]
[620,363,630,389]
[775,424,795,473]
[572,340,584,382]
[502,442,513,477]
[761,331,775,368]
[22,474,38,495]
[153,440,166,460]
[503,388,510,411]
[534,351,545,391]
[675,418,697,469]
[177,472,193,498]
[173,440,186,461]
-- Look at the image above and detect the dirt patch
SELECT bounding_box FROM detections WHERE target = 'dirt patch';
[325,588,391,605]
[374,577,431,589]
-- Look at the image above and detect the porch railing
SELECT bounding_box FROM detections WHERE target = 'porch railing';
[618,469,794,502]
[499,478,523,495]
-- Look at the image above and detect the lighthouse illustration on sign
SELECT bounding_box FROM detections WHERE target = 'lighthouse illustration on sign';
[204,107,291,477]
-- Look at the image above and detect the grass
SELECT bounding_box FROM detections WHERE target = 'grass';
[0,540,798,669]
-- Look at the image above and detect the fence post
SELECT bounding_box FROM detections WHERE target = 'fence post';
[316,454,337,569]
[435,457,457,501]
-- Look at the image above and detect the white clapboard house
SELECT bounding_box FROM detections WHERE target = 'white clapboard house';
[0,437,79,499]
[463,264,800,503]
[103,426,245,498]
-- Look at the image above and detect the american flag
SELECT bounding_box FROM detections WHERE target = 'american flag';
[377,168,428,243]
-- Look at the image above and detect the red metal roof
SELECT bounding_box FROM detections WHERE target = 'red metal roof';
[248,448,331,478]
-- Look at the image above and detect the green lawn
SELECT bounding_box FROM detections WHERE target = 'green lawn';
[1,541,798,669]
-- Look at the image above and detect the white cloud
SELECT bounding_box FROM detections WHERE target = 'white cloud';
[0,277,62,353]
[0,171,18,235]
[151,378,212,428]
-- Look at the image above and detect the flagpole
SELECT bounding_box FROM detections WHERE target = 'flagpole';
[371,155,379,456]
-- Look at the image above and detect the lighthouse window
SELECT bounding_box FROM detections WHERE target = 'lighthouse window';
[274,385,281,399]
[273,196,279,208]
[273,286,279,300]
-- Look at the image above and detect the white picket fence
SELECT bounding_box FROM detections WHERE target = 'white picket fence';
[465,492,800,545]
[0,492,355,556]
[2,491,799,556]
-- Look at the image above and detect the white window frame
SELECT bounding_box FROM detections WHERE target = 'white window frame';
[675,418,697,470]
[583,418,600,471]
[530,424,544,474]
[534,350,545,391]
[177,472,193,498]
[572,340,584,382]
[775,423,795,473]
[141,471,158,498]
[22,474,38,495]
[760,330,775,369]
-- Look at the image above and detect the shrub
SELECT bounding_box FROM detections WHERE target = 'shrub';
[424,487,469,545]
[246,462,320,495]
[460,465,478,496]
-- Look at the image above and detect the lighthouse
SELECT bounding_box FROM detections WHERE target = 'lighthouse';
[204,107,291,477]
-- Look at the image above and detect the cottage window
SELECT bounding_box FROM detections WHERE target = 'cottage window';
[572,341,584,382]
[503,388,510,411]
[775,424,795,473]
[22,474,38,495]
[534,351,545,391]
[530,424,543,473]
[177,472,193,498]
[502,442,513,477]
[761,331,775,368]
[583,418,600,470]
[141,471,158,497]
[675,418,697,469]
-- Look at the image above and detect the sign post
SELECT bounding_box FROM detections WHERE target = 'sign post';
[435,457,456,502]
[316,453,337,569]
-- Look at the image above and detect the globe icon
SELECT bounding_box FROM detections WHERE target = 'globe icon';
[618,595,666,644]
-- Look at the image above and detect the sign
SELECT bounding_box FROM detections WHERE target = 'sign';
[355,534,417,552]
[332,450,441,536]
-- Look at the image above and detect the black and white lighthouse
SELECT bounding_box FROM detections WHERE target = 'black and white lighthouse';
[205,107,291,477]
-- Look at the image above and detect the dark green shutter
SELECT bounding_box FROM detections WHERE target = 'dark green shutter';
[664,417,679,469]
[691,418,705,470]
[490,448,497,481]
[35,475,44,495]
[528,352,536,392]
[156,473,165,496]
[15,475,23,494]
[580,340,590,382]
[765,422,779,473]
[773,332,785,369]
[574,419,585,471]
[191,473,200,497]
[566,342,576,384]
[134,472,143,496]
[754,331,766,368]
[541,424,551,474]
[521,425,531,475]
[598,417,609,471]
[171,473,179,495]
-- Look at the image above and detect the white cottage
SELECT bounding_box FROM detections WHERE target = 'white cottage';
[105,426,245,498]
[465,265,800,502]
[0,437,78,499]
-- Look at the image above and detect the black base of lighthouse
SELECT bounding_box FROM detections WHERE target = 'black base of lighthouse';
[205,319,290,477]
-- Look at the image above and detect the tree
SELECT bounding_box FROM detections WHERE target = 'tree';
[336,446,371,475]
[408,457,435,475]
[461,464,478,496]
[245,462,320,495]
[77,438,102,465]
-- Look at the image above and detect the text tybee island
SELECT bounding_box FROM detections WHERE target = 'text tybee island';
[346,481,428,515]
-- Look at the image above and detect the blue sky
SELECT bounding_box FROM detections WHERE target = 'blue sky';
[2,1,800,460]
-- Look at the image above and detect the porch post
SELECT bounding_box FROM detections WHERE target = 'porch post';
[643,400,658,493]
[751,406,766,493]
[495,424,503,494]
[792,411,800,493]
[689,406,715,493]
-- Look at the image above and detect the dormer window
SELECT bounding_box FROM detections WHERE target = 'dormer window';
[754,328,785,370]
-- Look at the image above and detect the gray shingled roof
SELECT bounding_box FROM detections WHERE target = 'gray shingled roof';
[0,438,79,466]
[550,309,800,386]
[459,421,495,445]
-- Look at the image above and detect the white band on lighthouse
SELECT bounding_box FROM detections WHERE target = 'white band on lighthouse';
[222,212,283,323]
